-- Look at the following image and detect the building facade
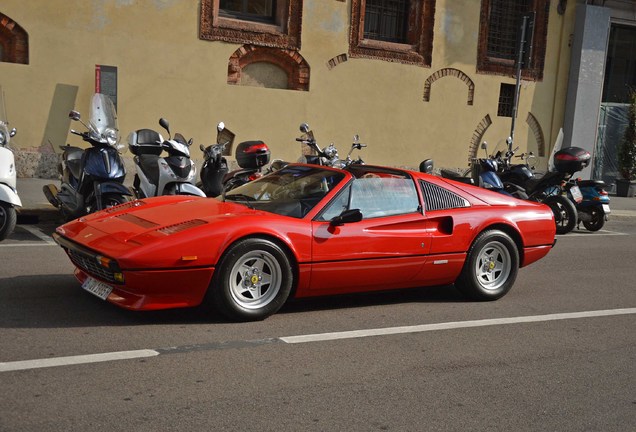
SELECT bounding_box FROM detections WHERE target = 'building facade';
[0,1,601,180]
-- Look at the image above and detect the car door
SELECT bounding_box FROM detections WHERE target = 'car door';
[309,175,432,294]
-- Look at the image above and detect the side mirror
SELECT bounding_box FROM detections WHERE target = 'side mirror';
[353,134,359,142]
[481,141,488,150]
[200,143,205,151]
[217,122,225,132]
[159,118,170,136]
[9,128,17,138]
[69,110,81,121]
[300,123,309,133]
[330,209,362,227]
[419,159,434,174]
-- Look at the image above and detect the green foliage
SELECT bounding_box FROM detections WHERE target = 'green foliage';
[618,91,636,180]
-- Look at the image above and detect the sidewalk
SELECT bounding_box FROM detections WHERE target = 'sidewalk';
[14,177,636,224]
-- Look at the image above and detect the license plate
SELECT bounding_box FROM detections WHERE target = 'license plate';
[570,185,583,203]
[81,276,113,300]
[602,204,611,214]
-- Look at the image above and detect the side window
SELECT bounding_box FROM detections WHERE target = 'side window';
[477,0,549,81]
[349,0,436,67]
[318,176,420,221]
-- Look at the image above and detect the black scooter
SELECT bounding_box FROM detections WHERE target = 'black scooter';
[43,94,131,220]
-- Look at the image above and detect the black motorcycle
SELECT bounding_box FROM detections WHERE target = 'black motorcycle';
[496,142,590,235]
[43,94,131,220]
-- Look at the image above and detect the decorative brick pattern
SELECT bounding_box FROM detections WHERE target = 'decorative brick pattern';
[468,114,493,164]
[423,68,475,105]
[199,0,303,51]
[327,54,348,70]
[228,45,310,91]
[526,112,546,156]
[0,13,28,64]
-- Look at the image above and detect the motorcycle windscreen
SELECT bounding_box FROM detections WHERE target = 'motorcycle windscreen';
[88,93,119,146]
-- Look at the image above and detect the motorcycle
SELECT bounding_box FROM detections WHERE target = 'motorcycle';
[440,142,509,194]
[197,122,234,197]
[567,178,611,231]
[43,94,131,221]
[495,139,590,235]
[295,123,366,168]
[0,121,20,241]
[127,118,206,198]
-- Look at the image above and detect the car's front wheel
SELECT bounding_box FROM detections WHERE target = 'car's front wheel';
[209,238,293,321]
[455,230,519,301]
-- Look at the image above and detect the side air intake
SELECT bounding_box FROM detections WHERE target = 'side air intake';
[420,181,470,212]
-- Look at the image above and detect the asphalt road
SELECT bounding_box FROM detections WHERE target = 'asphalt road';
[1,218,635,431]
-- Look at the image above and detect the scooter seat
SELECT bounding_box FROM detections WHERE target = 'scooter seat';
[577,180,606,188]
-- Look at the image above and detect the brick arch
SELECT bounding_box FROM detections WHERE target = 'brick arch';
[227,45,310,91]
[423,68,474,105]
[468,114,492,164]
[0,13,28,64]
[327,53,347,70]
[526,112,546,157]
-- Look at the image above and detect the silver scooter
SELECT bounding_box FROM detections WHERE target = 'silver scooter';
[0,121,20,241]
[127,118,205,198]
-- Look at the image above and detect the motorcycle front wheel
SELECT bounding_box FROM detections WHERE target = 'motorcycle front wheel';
[543,195,577,234]
[101,193,129,209]
[0,202,17,241]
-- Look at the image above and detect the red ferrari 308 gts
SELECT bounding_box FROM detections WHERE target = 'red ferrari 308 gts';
[53,163,556,321]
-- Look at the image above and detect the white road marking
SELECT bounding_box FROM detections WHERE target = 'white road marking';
[2,308,635,372]
[280,308,636,343]
[0,350,159,372]
[559,229,628,237]
[0,243,58,248]
[19,225,57,244]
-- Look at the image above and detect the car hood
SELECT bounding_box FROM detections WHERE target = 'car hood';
[55,195,254,253]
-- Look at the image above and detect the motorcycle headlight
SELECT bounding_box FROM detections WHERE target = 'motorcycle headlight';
[104,128,119,146]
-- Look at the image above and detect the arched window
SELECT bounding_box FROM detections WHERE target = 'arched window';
[0,13,28,64]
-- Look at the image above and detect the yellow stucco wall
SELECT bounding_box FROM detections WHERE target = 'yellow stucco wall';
[0,0,575,175]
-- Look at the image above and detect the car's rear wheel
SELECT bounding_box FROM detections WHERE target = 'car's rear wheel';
[455,230,519,301]
[209,238,293,321]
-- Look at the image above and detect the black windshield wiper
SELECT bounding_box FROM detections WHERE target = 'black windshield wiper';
[224,194,255,209]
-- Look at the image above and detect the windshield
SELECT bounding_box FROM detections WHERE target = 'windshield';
[88,93,119,146]
[224,165,346,218]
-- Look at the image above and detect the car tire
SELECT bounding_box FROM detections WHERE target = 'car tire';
[0,202,17,241]
[210,237,293,321]
[543,195,577,234]
[455,229,519,301]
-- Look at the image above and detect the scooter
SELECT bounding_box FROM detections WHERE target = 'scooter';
[197,122,234,197]
[127,118,206,198]
[43,94,131,221]
[295,123,366,168]
[0,121,21,241]
[567,178,611,231]
[440,142,510,194]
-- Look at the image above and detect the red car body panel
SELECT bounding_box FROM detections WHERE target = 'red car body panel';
[54,164,556,311]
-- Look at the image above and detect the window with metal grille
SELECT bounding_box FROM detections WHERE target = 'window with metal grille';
[420,181,470,212]
[486,0,530,60]
[220,0,276,24]
[498,83,515,117]
[477,0,549,81]
[364,0,410,43]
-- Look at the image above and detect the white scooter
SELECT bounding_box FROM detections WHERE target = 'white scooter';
[0,121,21,241]
[127,118,205,198]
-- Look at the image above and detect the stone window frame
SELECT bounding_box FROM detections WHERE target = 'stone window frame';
[199,0,303,51]
[0,13,29,64]
[349,0,436,67]
[477,0,550,81]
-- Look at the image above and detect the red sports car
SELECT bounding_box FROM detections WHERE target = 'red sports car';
[53,163,556,321]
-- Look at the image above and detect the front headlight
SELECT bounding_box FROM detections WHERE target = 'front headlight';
[104,128,119,146]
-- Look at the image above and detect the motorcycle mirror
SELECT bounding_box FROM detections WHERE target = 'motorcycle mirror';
[353,134,359,142]
[300,123,309,133]
[188,138,193,146]
[159,118,170,136]
[481,141,488,150]
[217,122,225,132]
[69,110,81,121]
[199,144,205,151]
[9,128,17,137]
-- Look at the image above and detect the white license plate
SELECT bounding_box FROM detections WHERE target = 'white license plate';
[602,204,611,214]
[81,276,113,300]
[570,186,583,203]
